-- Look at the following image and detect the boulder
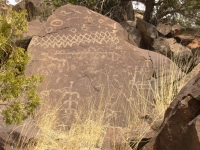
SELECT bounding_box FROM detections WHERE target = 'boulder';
[153,37,192,61]
[143,72,200,150]
[120,20,141,46]
[14,0,53,21]
[16,19,44,49]
[156,23,171,36]
[172,27,200,46]
[25,4,183,127]
[187,38,200,49]
[178,63,200,92]
[0,4,184,149]
[136,18,158,49]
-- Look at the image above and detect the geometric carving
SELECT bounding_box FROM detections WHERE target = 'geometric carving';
[31,31,119,48]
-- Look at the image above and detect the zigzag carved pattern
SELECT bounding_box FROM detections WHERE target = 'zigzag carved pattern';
[31,31,119,48]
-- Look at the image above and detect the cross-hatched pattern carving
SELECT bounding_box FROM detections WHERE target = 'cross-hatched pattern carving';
[31,31,119,48]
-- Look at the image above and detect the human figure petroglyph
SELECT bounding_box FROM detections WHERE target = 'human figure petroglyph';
[63,81,79,112]
[129,62,152,89]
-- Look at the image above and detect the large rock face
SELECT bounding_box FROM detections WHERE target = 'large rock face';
[25,4,182,126]
[143,73,200,150]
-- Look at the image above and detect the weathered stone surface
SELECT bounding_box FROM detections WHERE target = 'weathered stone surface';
[1,4,186,149]
[14,0,53,21]
[24,4,183,128]
[16,19,44,50]
[187,38,200,49]
[178,63,200,92]
[172,27,200,46]
[120,20,141,46]
[156,23,171,36]
[136,18,158,49]
[153,37,192,60]
[143,72,200,150]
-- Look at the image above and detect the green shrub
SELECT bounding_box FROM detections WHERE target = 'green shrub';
[0,9,43,125]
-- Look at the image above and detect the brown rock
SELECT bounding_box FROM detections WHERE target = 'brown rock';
[0,4,185,149]
[143,72,200,150]
[153,37,192,59]
[24,4,182,127]
[172,27,200,46]
[120,20,141,46]
[187,38,200,49]
[156,23,171,36]
[14,0,53,21]
[136,18,158,49]
[178,63,200,92]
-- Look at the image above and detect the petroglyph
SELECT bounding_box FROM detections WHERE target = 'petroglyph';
[50,19,64,26]
[40,81,80,114]
[38,52,69,74]
[69,8,81,14]
[108,23,117,29]
[60,10,72,15]
[55,47,117,62]
[86,9,96,14]
[46,27,53,33]
[66,17,79,21]
[129,60,152,89]
[98,19,104,23]
[81,24,89,31]
[31,31,119,48]
[84,16,93,23]
[116,46,122,50]
[69,28,77,33]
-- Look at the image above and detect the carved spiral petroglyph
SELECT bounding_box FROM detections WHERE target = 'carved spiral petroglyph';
[31,31,119,48]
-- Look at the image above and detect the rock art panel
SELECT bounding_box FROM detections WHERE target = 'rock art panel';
[26,4,182,126]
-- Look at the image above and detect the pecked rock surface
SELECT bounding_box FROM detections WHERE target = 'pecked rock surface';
[143,72,200,150]
[25,4,183,126]
[0,4,185,149]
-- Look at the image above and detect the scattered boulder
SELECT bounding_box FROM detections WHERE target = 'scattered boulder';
[187,38,200,49]
[136,18,158,49]
[120,20,141,46]
[14,0,53,21]
[156,23,171,36]
[178,63,200,92]
[143,72,200,150]
[153,37,192,60]
[172,28,200,46]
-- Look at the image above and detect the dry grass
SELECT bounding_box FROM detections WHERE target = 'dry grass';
[13,55,192,150]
